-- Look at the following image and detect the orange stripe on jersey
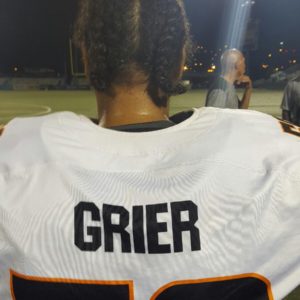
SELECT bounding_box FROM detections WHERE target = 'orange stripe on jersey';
[10,269,134,300]
[278,119,300,137]
[150,273,274,300]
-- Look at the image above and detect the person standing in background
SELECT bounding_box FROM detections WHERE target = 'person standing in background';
[206,49,252,109]
[281,75,300,126]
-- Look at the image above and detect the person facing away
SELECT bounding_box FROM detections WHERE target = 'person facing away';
[281,75,300,126]
[1,1,300,299]
[206,49,253,109]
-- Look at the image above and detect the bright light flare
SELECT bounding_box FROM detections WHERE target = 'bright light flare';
[220,0,254,50]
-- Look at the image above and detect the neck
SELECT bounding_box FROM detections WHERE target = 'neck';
[96,84,169,128]
[222,73,237,85]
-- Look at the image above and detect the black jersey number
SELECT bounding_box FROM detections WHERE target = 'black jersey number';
[10,271,134,300]
[11,270,274,300]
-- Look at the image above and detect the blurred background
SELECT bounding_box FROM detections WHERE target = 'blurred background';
[1,0,300,126]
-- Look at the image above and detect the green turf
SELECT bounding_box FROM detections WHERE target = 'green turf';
[0,91,97,123]
[0,89,299,299]
[0,89,283,124]
[284,287,300,300]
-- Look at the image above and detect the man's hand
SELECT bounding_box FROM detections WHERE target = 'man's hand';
[237,75,253,109]
[236,75,252,90]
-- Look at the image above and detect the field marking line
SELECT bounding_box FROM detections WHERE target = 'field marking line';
[0,102,52,118]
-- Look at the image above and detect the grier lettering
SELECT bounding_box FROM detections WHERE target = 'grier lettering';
[74,201,201,254]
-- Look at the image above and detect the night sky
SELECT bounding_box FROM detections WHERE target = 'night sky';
[0,0,300,75]
[0,0,76,73]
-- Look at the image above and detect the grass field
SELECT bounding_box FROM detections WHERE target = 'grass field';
[0,89,299,299]
[0,89,283,124]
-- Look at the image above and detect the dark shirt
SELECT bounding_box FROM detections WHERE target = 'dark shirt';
[281,76,300,126]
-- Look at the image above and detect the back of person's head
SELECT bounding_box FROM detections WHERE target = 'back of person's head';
[220,48,243,76]
[74,0,190,107]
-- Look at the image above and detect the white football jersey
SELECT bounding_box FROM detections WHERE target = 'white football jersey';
[0,107,300,300]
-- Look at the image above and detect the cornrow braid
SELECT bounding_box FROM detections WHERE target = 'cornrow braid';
[141,0,190,106]
[74,0,140,91]
[74,0,191,106]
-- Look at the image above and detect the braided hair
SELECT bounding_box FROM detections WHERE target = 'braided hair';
[74,0,190,107]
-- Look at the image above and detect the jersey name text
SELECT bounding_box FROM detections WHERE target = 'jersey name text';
[74,201,201,254]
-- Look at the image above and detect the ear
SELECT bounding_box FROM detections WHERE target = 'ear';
[234,60,239,71]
